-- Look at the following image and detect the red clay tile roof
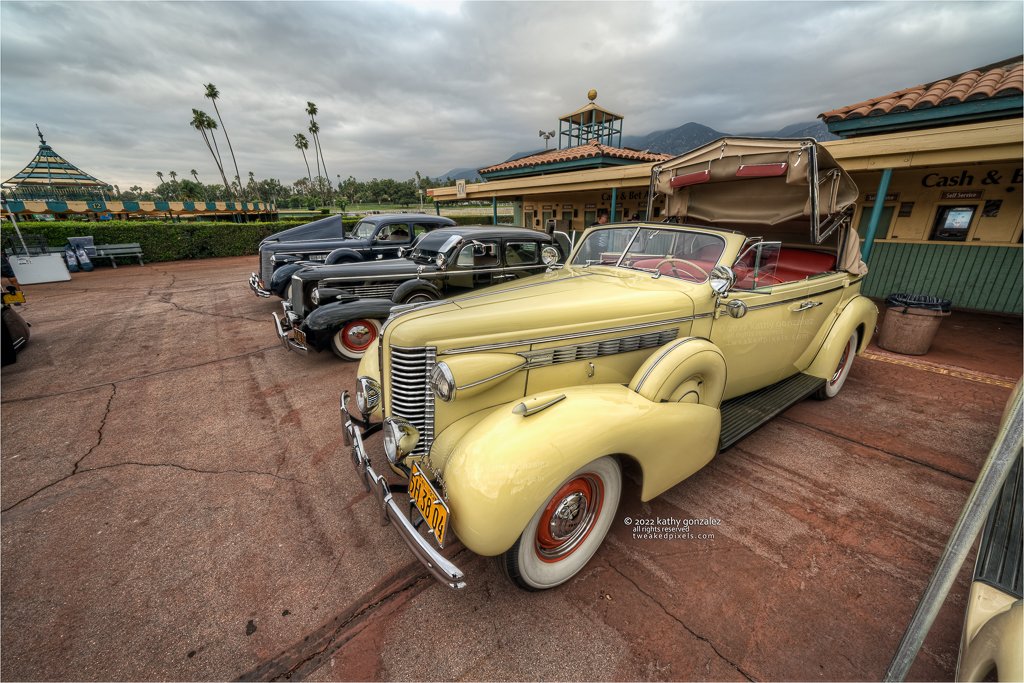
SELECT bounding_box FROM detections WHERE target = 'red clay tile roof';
[820,56,1023,122]
[479,143,671,174]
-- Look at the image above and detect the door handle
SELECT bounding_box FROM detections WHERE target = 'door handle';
[494,274,516,281]
[793,300,822,312]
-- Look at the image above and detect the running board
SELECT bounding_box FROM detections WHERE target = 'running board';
[719,373,825,451]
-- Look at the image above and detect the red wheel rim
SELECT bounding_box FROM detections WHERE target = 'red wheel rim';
[830,339,853,385]
[340,320,378,352]
[535,474,603,563]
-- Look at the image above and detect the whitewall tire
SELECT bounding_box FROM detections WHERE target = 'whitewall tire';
[815,332,857,400]
[330,318,382,361]
[501,456,621,590]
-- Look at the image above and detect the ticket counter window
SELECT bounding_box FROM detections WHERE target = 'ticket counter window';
[930,205,976,242]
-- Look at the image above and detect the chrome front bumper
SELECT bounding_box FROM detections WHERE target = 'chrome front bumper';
[249,272,272,298]
[272,302,309,354]
[339,390,466,589]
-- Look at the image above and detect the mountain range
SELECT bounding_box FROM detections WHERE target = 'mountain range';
[436,119,838,182]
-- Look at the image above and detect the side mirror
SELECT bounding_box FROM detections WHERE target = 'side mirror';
[709,265,736,297]
[398,246,409,258]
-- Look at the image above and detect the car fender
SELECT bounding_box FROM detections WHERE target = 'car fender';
[804,295,879,380]
[302,298,395,351]
[269,263,305,297]
[325,248,364,265]
[392,279,443,304]
[441,384,720,557]
[628,337,727,405]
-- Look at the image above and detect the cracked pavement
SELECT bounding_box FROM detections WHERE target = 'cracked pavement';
[1,256,1020,681]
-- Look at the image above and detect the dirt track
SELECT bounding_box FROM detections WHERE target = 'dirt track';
[2,256,1020,681]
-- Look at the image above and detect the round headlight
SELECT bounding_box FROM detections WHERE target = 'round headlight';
[429,362,456,402]
[383,418,420,464]
[311,288,321,306]
[355,376,381,416]
[541,245,560,266]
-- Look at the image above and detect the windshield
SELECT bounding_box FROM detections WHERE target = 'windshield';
[411,233,462,262]
[570,227,726,282]
[351,220,377,239]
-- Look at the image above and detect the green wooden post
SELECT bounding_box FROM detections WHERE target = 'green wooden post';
[610,187,618,222]
[492,196,498,225]
[435,201,441,216]
[862,168,893,262]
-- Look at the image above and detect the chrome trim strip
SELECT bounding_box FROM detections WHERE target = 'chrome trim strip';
[632,337,700,393]
[738,284,846,312]
[320,263,546,286]
[456,361,528,391]
[444,314,710,355]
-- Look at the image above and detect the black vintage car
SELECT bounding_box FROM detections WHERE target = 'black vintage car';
[273,226,566,359]
[248,213,456,298]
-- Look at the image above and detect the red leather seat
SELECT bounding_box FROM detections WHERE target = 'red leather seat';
[734,249,836,289]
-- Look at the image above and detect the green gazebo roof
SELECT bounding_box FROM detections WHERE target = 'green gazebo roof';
[2,126,110,200]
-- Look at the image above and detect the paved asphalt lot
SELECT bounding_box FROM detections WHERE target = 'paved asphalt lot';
[2,256,1020,681]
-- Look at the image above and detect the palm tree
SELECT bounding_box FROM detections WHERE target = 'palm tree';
[294,133,314,192]
[204,83,242,200]
[306,101,331,202]
[168,171,179,200]
[190,108,232,199]
[190,169,200,183]
[155,171,165,198]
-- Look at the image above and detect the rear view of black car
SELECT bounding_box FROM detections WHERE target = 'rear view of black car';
[248,213,455,298]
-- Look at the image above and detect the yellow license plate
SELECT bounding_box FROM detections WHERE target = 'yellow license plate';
[409,462,449,547]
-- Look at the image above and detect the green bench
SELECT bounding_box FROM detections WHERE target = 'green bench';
[7,242,144,268]
[94,243,144,268]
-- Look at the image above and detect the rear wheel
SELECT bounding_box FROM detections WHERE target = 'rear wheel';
[500,456,621,590]
[330,318,381,361]
[815,332,856,399]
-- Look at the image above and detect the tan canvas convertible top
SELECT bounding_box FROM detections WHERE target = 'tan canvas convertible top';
[649,137,865,273]
[650,137,858,232]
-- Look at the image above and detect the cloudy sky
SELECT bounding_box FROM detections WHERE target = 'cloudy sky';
[1,1,1021,191]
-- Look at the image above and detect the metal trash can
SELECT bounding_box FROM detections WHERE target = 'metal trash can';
[878,293,952,356]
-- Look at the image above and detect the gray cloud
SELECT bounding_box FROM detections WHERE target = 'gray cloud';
[2,1,1021,190]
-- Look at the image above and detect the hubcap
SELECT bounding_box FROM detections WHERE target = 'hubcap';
[535,474,603,562]
[341,320,377,351]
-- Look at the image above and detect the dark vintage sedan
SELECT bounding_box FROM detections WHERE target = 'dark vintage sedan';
[273,226,566,359]
[248,213,456,298]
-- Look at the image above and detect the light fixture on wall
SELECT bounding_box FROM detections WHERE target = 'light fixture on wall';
[538,130,556,149]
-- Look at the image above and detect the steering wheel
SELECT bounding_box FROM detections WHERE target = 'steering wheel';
[653,258,709,282]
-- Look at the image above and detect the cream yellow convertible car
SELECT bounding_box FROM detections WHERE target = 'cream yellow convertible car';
[340,138,878,590]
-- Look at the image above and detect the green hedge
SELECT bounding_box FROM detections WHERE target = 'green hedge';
[1,215,509,262]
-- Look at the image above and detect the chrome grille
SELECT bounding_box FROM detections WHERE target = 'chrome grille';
[388,346,436,457]
[520,329,678,369]
[260,250,273,281]
[344,283,400,298]
[290,275,306,317]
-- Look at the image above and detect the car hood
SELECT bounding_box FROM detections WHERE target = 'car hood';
[387,266,702,352]
[294,258,436,283]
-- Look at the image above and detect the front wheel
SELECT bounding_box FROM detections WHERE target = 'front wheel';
[330,318,381,361]
[814,332,856,400]
[500,456,621,591]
